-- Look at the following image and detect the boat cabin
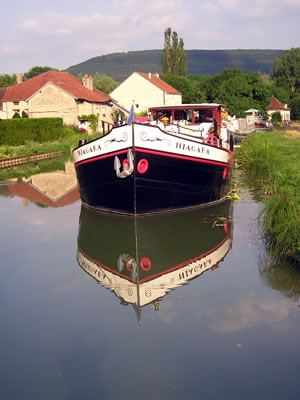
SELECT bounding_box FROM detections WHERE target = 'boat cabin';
[148,104,224,135]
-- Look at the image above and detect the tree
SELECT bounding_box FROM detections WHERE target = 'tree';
[162,28,187,76]
[93,72,119,94]
[161,74,206,103]
[0,73,17,87]
[271,111,282,125]
[290,95,300,120]
[23,66,56,80]
[271,48,300,93]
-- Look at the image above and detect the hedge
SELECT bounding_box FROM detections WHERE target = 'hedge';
[0,118,64,145]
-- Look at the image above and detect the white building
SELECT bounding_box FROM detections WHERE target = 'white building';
[110,72,182,113]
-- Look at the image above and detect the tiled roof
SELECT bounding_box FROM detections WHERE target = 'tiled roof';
[267,96,291,111]
[137,72,181,95]
[7,182,80,207]
[2,70,111,103]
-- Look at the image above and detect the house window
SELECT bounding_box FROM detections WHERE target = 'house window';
[13,101,19,105]
[135,104,139,108]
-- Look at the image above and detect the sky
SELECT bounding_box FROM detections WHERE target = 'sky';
[0,0,299,75]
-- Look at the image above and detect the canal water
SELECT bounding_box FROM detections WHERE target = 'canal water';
[0,170,299,400]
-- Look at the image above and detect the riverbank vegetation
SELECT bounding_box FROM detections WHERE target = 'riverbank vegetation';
[236,129,300,262]
[0,126,99,181]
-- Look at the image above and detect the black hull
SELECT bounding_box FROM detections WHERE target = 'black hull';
[76,200,233,308]
[75,148,232,215]
[73,122,234,215]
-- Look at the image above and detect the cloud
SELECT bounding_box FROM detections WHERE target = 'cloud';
[207,295,295,333]
[1,0,299,73]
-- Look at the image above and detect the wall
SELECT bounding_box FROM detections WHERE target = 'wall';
[0,100,29,119]
[110,73,181,112]
[29,84,77,125]
[0,83,114,132]
[267,110,290,122]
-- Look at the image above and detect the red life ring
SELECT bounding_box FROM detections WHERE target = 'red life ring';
[140,257,151,271]
[137,159,149,174]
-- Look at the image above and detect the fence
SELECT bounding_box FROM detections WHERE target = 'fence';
[0,151,64,170]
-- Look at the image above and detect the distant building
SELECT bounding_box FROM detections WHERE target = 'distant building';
[267,96,291,122]
[0,71,114,133]
[110,72,182,113]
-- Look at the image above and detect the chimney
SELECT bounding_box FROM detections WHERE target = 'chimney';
[155,73,159,78]
[148,72,152,79]
[17,73,23,84]
[82,74,93,91]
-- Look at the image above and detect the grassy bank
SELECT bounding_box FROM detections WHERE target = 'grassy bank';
[236,129,300,262]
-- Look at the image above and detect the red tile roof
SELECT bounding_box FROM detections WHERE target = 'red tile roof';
[267,96,291,111]
[2,71,111,103]
[137,72,181,95]
[7,182,80,207]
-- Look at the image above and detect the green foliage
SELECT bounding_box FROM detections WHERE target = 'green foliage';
[12,112,21,118]
[205,68,271,116]
[22,111,29,118]
[236,130,300,260]
[93,72,119,94]
[23,66,57,80]
[271,111,282,125]
[266,82,292,105]
[163,68,272,116]
[290,95,300,120]
[271,47,300,93]
[63,127,76,137]
[0,118,64,145]
[161,74,206,103]
[112,108,126,123]
[259,256,300,299]
[0,73,17,87]
[65,49,284,82]
[0,153,69,182]
[78,114,98,133]
[162,28,187,76]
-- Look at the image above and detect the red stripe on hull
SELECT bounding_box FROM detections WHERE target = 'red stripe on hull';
[76,149,128,167]
[75,147,231,168]
[135,148,229,167]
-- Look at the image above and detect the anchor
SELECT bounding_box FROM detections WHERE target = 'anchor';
[114,149,134,178]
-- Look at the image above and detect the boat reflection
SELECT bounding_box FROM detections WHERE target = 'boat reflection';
[77,200,234,319]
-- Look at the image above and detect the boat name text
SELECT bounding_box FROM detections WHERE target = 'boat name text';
[178,258,212,280]
[176,142,209,155]
[77,144,102,157]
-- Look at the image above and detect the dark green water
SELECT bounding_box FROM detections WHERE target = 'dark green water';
[0,176,299,400]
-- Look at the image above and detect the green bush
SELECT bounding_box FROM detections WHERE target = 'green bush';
[0,118,64,145]
[271,111,282,125]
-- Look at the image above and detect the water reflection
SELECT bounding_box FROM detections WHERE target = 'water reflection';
[0,161,79,208]
[76,200,233,322]
[259,256,300,300]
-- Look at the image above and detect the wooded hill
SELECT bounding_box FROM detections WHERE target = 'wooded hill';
[65,49,284,82]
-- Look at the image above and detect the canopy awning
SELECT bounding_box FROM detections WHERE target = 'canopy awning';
[244,109,260,113]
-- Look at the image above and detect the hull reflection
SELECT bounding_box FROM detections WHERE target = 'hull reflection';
[76,200,233,316]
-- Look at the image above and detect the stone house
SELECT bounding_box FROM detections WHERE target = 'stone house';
[267,96,291,122]
[0,71,114,133]
[110,72,182,114]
